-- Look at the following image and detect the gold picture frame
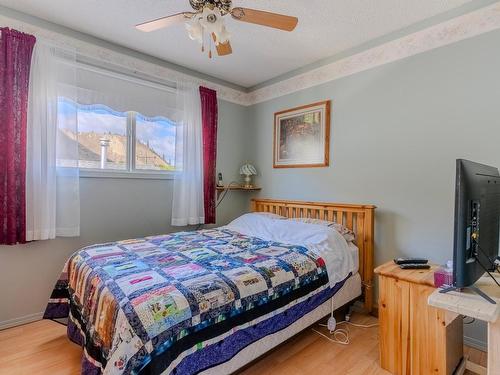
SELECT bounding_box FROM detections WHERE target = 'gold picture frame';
[273,100,331,168]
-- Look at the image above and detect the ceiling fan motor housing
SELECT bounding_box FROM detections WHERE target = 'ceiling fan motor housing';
[189,0,232,15]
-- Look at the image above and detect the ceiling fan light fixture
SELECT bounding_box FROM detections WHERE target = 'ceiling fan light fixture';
[196,7,231,47]
[199,7,224,33]
[185,16,203,43]
[215,25,230,45]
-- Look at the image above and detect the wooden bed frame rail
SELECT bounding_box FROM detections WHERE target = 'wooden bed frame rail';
[251,198,376,313]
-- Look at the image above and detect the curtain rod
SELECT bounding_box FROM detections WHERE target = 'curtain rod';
[73,58,177,94]
[38,37,178,94]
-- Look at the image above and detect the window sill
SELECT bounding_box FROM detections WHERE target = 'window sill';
[79,169,175,180]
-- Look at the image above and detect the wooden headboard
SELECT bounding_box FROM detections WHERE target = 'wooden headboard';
[251,198,376,313]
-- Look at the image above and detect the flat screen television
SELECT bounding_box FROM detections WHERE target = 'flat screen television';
[450,159,500,302]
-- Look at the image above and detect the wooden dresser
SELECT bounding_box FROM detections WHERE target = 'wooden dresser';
[375,262,463,375]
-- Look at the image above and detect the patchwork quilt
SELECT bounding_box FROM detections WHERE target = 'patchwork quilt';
[44,228,334,374]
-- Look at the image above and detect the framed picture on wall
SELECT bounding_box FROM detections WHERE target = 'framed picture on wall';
[273,100,331,168]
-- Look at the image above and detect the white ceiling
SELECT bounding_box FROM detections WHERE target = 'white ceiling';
[0,0,474,88]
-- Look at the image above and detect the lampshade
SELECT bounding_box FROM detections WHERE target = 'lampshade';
[216,25,230,45]
[240,163,257,176]
[185,16,203,44]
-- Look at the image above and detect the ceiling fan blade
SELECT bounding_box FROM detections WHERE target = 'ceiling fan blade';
[212,33,232,56]
[231,7,298,32]
[136,12,194,32]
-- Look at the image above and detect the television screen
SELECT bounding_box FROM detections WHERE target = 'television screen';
[453,159,500,289]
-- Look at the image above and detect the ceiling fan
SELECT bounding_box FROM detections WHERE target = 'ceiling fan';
[136,0,298,58]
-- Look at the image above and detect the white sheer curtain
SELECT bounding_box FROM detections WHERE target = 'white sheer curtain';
[171,80,205,226]
[26,42,80,240]
[75,66,178,118]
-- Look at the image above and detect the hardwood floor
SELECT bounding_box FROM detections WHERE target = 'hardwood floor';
[0,313,487,375]
[0,320,81,375]
[241,313,383,375]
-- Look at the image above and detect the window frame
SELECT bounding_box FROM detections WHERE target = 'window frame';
[63,61,178,180]
[78,110,177,180]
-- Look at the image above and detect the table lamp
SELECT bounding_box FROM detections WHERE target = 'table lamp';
[239,163,257,188]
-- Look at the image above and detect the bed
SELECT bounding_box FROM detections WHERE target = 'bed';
[44,199,375,375]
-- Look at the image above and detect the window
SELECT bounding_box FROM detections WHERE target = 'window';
[76,104,128,170]
[56,63,178,176]
[135,114,176,171]
[58,99,176,173]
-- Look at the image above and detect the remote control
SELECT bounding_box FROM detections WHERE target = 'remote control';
[394,257,429,265]
[399,263,431,270]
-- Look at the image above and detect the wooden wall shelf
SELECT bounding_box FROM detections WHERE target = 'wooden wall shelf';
[216,186,261,191]
[216,186,261,198]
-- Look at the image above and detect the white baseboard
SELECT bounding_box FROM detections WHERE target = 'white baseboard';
[464,335,487,352]
[0,312,44,331]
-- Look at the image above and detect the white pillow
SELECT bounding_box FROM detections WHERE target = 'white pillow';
[253,212,286,220]
[288,218,356,242]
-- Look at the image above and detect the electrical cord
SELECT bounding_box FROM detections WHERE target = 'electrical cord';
[475,242,498,271]
[475,253,500,288]
[341,321,379,328]
[312,298,378,345]
[313,320,379,346]
[193,181,240,231]
[471,240,500,287]
[216,181,240,208]
[312,327,350,345]
[317,320,379,329]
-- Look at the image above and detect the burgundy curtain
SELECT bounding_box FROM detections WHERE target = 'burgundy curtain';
[0,28,36,245]
[199,86,218,224]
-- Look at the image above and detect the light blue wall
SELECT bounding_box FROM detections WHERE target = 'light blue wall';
[248,29,500,350]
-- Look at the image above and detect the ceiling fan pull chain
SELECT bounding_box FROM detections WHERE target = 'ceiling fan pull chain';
[208,35,212,59]
[201,28,205,52]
